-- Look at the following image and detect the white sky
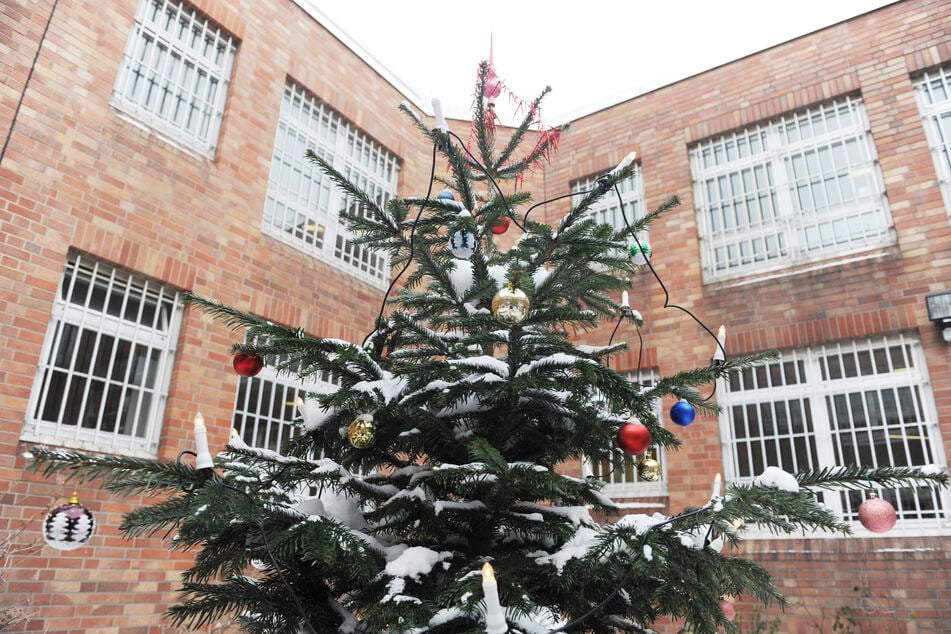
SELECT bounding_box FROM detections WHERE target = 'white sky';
[307,0,896,124]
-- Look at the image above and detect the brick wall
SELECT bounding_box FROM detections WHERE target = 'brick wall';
[0,0,434,631]
[2,0,950,631]
[548,1,951,631]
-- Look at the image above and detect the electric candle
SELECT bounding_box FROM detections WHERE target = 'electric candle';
[712,472,722,499]
[712,325,726,364]
[432,97,449,132]
[193,413,213,470]
[611,151,637,176]
[482,563,507,634]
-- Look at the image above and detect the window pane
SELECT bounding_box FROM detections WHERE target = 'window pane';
[111,0,236,155]
[23,253,182,456]
[721,335,945,527]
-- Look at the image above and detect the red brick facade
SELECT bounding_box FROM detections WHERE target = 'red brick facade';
[1,0,949,631]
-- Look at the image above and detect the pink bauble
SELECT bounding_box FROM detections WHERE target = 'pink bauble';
[485,76,502,100]
[719,599,736,622]
[233,352,264,378]
[490,216,510,235]
[617,420,651,455]
[858,495,897,533]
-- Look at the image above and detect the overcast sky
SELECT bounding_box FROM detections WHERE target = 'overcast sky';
[306,0,896,124]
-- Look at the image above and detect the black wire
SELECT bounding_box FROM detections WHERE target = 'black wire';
[447,130,526,233]
[0,0,60,167]
[521,188,596,226]
[612,183,726,400]
[361,143,439,349]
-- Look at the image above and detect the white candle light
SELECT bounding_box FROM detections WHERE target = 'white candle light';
[621,291,630,310]
[193,413,214,470]
[712,472,722,499]
[610,151,637,176]
[481,562,507,634]
[712,325,726,364]
[432,97,449,132]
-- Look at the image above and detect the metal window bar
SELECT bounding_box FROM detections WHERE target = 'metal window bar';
[692,98,892,280]
[720,335,946,527]
[112,0,235,155]
[262,81,398,286]
[25,253,181,456]
[915,67,951,213]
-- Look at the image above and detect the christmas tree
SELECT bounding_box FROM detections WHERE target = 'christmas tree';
[28,61,948,634]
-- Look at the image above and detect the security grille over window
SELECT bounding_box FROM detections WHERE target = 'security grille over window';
[718,334,948,532]
[262,81,399,286]
[585,372,665,498]
[111,0,237,156]
[691,97,892,281]
[572,166,647,243]
[233,359,338,454]
[23,253,183,457]
[914,66,951,215]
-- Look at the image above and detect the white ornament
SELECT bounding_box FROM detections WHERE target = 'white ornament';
[450,229,476,259]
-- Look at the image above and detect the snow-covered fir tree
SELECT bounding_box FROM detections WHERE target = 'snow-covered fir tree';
[28,61,948,634]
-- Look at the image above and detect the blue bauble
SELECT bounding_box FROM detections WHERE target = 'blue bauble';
[670,399,696,426]
[437,189,455,201]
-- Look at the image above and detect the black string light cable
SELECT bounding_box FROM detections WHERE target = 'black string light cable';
[446,129,526,233]
[610,183,726,400]
[361,142,440,349]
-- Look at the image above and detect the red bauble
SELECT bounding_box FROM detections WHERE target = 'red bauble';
[617,420,651,455]
[719,599,736,622]
[858,494,897,533]
[490,216,510,234]
[232,352,264,378]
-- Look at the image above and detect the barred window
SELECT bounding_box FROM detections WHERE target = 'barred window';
[111,0,237,156]
[585,371,666,498]
[232,359,338,454]
[23,253,183,457]
[262,81,399,286]
[914,66,951,215]
[691,97,892,281]
[718,335,948,533]
[571,166,647,254]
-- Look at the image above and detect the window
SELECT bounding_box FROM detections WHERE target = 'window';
[914,66,951,214]
[262,81,399,286]
[718,335,948,533]
[571,166,647,249]
[691,97,892,281]
[584,371,666,498]
[232,360,338,453]
[23,253,183,457]
[111,0,237,156]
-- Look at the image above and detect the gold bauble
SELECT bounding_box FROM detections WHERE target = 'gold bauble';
[347,414,376,449]
[491,285,530,324]
[637,451,661,482]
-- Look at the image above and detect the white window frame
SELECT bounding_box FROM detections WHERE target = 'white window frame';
[22,253,183,457]
[583,371,666,500]
[691,97,893,282]
[717,334,949,537]
[232,359,338,454]
[914,66,951,216]
[111,0,237,157]
[262,81,399,287]
[571,166,648,249]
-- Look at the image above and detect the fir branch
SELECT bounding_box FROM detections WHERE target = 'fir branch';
[25,446,201,495]
[796,464,950,491]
